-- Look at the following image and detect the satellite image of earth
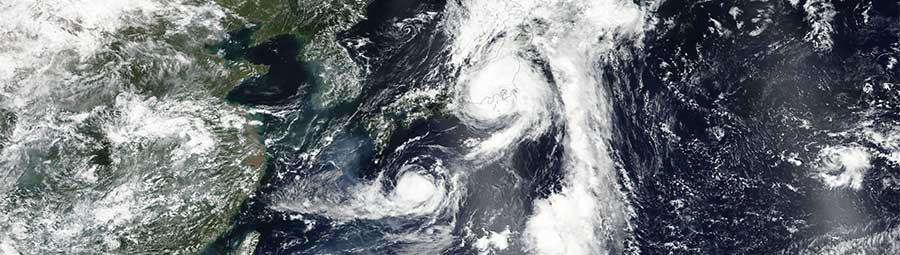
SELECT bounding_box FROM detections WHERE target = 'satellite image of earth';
[2,0,900,254]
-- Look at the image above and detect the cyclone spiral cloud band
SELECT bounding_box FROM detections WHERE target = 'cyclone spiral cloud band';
[1,0,900,254]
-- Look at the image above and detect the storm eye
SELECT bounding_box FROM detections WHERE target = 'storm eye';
[393,172,437,204]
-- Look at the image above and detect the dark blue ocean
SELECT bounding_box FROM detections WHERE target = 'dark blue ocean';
[205,0,900,254]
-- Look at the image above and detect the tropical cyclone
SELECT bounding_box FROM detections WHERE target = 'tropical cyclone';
[446,0,646,253]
